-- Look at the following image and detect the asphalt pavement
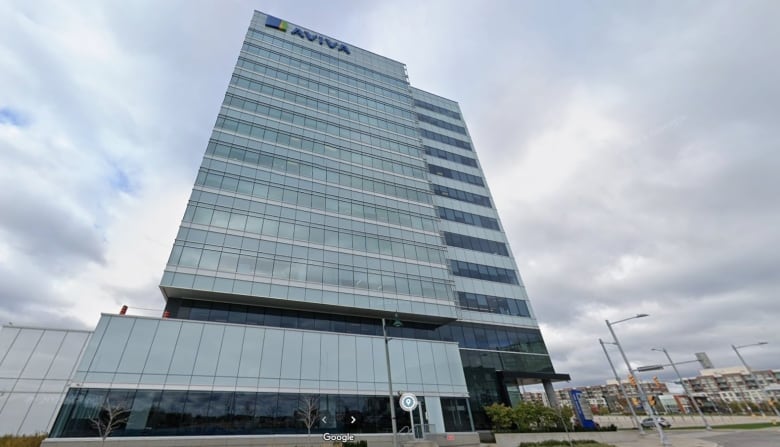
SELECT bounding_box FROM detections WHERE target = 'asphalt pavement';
[609,428,780,447]
[704,428,780,447]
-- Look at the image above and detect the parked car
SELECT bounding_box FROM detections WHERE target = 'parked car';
[641,417,671,428]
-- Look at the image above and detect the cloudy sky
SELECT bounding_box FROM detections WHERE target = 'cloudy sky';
[1,0,778,388]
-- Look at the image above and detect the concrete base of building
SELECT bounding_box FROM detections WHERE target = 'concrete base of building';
[42,432,480,447]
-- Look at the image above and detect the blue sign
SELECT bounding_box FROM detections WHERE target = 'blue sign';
[570,389,597,430]
[263,15,350,55]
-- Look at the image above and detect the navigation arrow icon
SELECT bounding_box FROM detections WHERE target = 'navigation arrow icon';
[321,416,327,423]
[350,416,356,424]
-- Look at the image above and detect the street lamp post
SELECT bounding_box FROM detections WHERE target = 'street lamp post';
[383,317,401,447]
[651,347,711,430]
[606,314,670,446]
[732,342,779,417]
[600,338,644,433]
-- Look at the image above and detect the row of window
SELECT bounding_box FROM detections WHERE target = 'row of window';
[170,243,452,300]
[187,190,440,253]
[443,232,508,256]
[188,188,441,247]
[461,350,554,379]
[0,328,88,381]
[195,169,438,233]
[457,292,530,317]
[428,164,484,186]
[450,260,519,285]
[214,122,427,184]
[417,113,467,135]
[51,388,425,437]
[208,140,426,192]
[183,205,446,265]
[182,226,438,272]
[437,206,500,231]
[78,313,462,391]
[174,225,446,280]
[200,155,431,221]
[211,121,426,181]
[167,299,548,354]
[206,140,430,205]
[238,47,411,120]
[233,58,415,133]
[413,99,461,120]
[247,28,409,89]
[220,90,418,159]
[420,129,472,151]
[432,184,492,208]
[215,110,419,178]
[423,145,478,168]
[238,45,409,104]
[228,74,416,139]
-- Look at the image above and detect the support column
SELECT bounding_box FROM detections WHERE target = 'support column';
[543,379,560,409]
[496,371,512,406]
[425,397,445,433]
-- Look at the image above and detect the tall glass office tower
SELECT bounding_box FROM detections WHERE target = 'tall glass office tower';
[48,11,568,439]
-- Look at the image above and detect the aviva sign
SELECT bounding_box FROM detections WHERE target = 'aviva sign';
[265,15,351,55]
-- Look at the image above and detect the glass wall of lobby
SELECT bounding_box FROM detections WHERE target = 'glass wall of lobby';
[50,388,473,437]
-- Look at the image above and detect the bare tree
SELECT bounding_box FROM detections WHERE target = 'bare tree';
[296,394,320,443]
[90,398,130,445]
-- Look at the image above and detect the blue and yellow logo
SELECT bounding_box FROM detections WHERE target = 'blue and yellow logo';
[265,15,288,31]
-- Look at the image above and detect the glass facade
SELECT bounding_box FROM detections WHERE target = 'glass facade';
[51,387,472,437]
[44,9,568,438]
[165,298,550,356]
[67,315,466,396]
[411,86,569,425]
[0,326,91,435]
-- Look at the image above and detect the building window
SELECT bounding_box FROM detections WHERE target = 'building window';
[443,232,508,256]
[50,389,410,437]
[432,184,491,207]
[423,145,478,167]
[457,292,530,317]
[417,113,467,135]
[420,129,472,151]
[413,99,461,120]
[437,206,500,230]
[450,260,519,285]
[428,165,484,186]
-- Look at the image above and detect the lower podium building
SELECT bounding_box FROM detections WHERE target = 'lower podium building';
[40,10,569,441]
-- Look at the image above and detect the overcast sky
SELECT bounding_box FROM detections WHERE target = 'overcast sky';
[1,0,778,388]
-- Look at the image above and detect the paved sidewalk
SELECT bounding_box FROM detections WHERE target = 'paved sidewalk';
[494,429,723,447]
[607,430,720,447]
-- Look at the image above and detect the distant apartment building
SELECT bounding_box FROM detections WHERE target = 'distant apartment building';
[657,394,696,414]
[681,367,779,405]
[521,378,668,412]
[526,367,780,415]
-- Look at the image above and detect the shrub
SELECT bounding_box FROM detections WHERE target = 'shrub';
[485,402,573,433]
[484,403,514,431]
[0,434,47,447]
[343,440,368,447]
